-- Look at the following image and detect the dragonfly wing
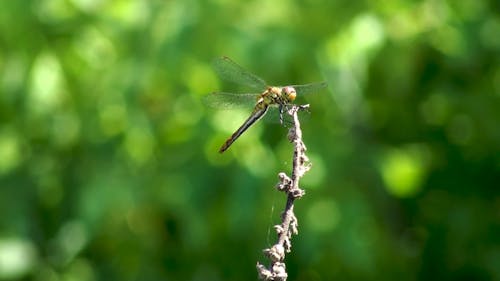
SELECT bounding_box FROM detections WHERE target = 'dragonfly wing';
[203,92,260,109]
[292,81,328,96]
[213,56,268,91]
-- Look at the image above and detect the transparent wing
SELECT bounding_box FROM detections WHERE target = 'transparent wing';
[292,81,328,96]
[213,56,268,91]
[203,92,260,109]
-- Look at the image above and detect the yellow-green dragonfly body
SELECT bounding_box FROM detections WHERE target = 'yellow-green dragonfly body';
[204,56,327,153]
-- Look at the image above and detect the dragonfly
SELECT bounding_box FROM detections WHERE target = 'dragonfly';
[204,56,327,153]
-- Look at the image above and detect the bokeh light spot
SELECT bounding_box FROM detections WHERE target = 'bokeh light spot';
[379,145,428,198]
[105,0,150,28]
[74,27,116,69]
[99,103,128,137]
[183,59,218,96]
[306,199,340,233]
[0,129,22,175]
[28,52,66,114]
[124,124,155,166]
[0,238,37,279]
[70,0,104,13]
[52,221,88,265]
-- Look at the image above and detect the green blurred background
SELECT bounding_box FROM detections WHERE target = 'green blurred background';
[1,0,499,280]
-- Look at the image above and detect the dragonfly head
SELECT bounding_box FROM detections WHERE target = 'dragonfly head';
[283,86,297,102]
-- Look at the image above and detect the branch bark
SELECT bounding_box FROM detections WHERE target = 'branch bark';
[256,104,311,281]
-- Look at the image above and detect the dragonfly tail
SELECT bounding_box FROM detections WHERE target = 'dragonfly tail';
[219,106,269,153]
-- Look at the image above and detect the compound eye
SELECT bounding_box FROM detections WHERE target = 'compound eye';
[284,86,297,101]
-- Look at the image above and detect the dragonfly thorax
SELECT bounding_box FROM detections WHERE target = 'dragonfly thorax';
[259,86,297,106]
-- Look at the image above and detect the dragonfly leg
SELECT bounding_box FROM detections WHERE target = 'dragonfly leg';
[279,104,296,127]
[279,104,293,125]
[279,105,284,125]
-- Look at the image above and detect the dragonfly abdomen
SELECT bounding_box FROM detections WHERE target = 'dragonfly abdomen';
[219,105,269,153]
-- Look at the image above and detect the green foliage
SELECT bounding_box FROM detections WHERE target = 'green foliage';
[0,0,499,280]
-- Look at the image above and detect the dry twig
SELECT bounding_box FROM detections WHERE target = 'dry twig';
[256,104,311,281]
